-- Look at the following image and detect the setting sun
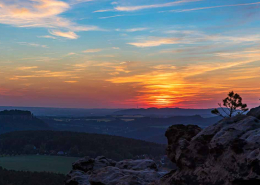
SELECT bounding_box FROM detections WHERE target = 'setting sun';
[0,0,260,109]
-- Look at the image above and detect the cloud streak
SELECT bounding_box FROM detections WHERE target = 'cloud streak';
[49,30,79,39]
[0,0,100,39]
[18,42,48,48]
[126,28,148,32]
[167,2,260,13]
[107,57,258,107]
[83,49,103,53]
[128,32,260,47]
[128,38,180,47]
[95,0,201,12]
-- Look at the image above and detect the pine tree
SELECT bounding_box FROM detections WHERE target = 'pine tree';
[211,91,248,118]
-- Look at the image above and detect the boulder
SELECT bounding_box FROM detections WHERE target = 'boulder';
[72,156,116,172]
[66,156,165,185]
[66,170,90,185]
[247,106,260,119]
[165,124,202,165]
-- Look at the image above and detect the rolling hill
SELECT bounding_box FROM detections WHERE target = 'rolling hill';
[0,130,165,161]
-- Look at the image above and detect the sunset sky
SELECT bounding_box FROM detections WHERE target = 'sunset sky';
[0,0,260,109]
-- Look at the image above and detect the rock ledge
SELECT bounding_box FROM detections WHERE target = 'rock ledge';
[66,156,166,185]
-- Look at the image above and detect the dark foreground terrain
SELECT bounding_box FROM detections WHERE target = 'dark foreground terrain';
[66,106,260,185]
[0,167,65,185]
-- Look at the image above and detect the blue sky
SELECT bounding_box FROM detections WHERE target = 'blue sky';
[0,0,260,108]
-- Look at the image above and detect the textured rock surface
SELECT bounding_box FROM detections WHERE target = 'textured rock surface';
[158,111,260,185]
[66,106,260,185]
[65,156,165,185]
[247,106,260,119]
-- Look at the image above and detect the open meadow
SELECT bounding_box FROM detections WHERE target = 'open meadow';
[0,155,79,174]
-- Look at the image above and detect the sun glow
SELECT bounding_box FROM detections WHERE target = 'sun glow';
[0,0,260,108]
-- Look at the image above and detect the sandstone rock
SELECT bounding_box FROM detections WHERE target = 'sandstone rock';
[115,159,158,171]
[89,166,161,185]
[165,124,202,165]
[72,156,116,172]
[66,170,90,185]
[158,115,260,185]
[66,156,164,185]
[247,106,260,119]
[67,108,260,185]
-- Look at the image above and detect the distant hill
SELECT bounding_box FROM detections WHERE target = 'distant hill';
[112,108,226,118]
[0,130,165,161]
[0,106,225,118]
[0,106,121,117]
[0,110,49,134]
[42,115,221,144]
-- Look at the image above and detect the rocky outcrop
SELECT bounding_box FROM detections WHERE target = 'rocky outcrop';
[165,124,202,166]
[66,106,260,185]
[158,107,260,185]
[65,156,166,185]
[247,106,260,119]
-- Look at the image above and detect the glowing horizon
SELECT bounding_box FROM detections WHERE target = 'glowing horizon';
[0,0,260,109]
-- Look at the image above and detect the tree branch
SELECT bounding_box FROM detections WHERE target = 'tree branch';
[218,103,229,117]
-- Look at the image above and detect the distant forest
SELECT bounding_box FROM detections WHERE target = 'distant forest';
[0,167,65,185]
[0,131,165,160]
[0,110,32,116]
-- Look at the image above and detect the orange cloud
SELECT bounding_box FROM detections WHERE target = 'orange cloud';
[128,38,180,47]
[49,30,79,39]
[83,49,102,53]
[107,56,260,108]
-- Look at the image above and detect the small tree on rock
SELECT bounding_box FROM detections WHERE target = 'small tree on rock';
[211,91,248,118]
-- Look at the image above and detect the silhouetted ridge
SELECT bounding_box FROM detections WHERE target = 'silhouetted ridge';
[0,110,32,116]
[0,110,49,134]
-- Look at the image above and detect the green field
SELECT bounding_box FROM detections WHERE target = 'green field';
[0,155,79,174]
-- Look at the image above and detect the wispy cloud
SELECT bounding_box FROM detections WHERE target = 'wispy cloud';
[69,0,94,5]
[95,0,201,12]
[128,38,180,47]
[94,9,114,13]
[107,58,258,107]
[83,49,102,53]
[64,80,78,83]
[99,15,124,19]
[126,28,148,32]
[12,70,75,79]
[128,31,260,47]
[0,0,101,39]
[166,2,260,13]
[16,66,38,70]
[18,42,48,48]
[152,65,176,70]
[38,35,57,39]
[67,52,77,56]
[49,30,79,39]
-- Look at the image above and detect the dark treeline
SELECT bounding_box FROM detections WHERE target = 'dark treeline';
[0,130,165,160]
[0,110,32,116]
[0,167,65,185]
[0,110,49,134]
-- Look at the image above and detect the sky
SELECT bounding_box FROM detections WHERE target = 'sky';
[0,0,260,109]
